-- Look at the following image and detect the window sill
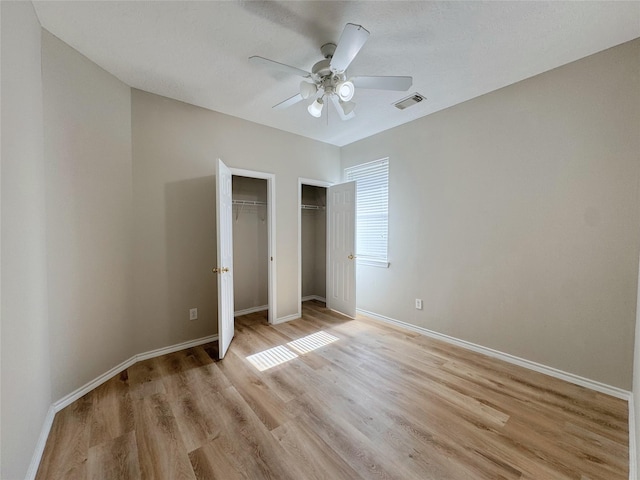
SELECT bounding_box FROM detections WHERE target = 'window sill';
[357,258,390,268]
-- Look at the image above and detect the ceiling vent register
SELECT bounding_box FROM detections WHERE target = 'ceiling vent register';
[394,93,426,110]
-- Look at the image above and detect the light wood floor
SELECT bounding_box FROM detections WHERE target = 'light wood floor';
[36,301,629,480]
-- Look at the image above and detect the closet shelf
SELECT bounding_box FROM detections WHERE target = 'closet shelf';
[301,204,325,210]
[233,200,267,206]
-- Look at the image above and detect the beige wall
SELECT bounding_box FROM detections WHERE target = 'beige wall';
[42,31,134,400]
[342,39,640,390]
[232,176,268,312]
[1,3,52,478]
[131,90,340,352]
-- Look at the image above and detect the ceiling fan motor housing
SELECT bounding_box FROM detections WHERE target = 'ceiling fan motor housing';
[312,42,351,101]
[312,59,332,78]
[320,42,337,60]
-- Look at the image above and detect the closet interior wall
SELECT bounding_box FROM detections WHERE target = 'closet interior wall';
[301,184,327,301]
[232,176,268,314]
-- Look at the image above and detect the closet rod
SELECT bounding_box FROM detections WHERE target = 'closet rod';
[301,204,325,210]
[232,199,267,206]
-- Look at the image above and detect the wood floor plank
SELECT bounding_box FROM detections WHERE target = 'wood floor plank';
[170,387,222,454]
[215,348,295,430]
[35,396,93,480]
[88,431,141,480]
[188,438,250,480]
[194,386,305,480]
[89,371,134,448]
[132,393,196,479]
[270,419,366,480]
[36,301,629,480]
[127,358,167,399]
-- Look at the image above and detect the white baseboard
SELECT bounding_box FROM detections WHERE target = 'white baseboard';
[357,308,632,401]
[25,405,55,480]
[54,357,137,412]
[54,334,218,411]
[302,295,326,303]
[27,333,219,479]
[135,334,218,362]
[629,393,637,480]
[273,313,300,324]
[234,305,268,317]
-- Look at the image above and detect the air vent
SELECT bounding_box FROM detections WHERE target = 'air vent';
[393,93,426,110]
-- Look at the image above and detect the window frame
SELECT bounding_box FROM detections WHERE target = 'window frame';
[344,157,390,269]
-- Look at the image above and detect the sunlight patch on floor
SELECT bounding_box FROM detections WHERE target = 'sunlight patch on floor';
[246,330,340,371]
[246,345,298,372]
[287,331,339,354]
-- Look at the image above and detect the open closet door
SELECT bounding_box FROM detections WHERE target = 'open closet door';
[327,181,357,318]
[215,158,235,359]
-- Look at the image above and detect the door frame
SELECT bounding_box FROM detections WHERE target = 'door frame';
[231,167,277,324]
[298,178,333,317]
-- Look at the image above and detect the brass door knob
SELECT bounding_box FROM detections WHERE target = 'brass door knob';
[212,267,219,273]
[348,254,356,260]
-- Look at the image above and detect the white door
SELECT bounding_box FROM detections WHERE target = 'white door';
[215,158,235,359]
[327,181,357,317]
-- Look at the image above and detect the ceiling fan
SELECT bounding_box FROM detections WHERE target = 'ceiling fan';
[249,23,412,121]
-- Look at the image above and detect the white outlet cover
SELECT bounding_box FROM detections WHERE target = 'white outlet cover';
[189,308,198,320]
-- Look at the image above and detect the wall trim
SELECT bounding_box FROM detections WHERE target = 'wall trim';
[274,313,301,324]
[54,357,137,412]
[54,334,218,411]
[234,305,268,317]
[357,308,632,401]
[135,334,218,363]
[230,166,277,323]
[302,295,326,303]
[26,334,218,479]
[25,406,55,480]
[629,392,636,480]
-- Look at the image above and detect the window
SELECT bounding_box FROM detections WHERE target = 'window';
[345,158,389,268]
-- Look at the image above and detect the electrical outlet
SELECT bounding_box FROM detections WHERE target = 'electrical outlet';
[415,299,423,310]
[189,308,198,320]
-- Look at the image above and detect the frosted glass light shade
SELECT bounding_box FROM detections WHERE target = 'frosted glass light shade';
[308,98,324,118]
[300,81,317,99]
[336,80,355,101]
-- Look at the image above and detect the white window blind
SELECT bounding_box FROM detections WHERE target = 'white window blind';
[345,158,389,267]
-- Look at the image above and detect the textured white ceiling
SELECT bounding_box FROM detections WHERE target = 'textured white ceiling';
[33,1,640,147]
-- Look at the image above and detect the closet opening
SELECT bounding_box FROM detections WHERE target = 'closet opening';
[299,180,329,314]
[232,174,270,324]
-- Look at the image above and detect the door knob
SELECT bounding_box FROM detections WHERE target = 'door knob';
[212,267,219,273]
[212,267,230,274]
[348,254,356,260]
[221,267,229,273]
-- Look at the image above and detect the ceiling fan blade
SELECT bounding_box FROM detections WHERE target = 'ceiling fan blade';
[352,76,413,91]
[330,23,370,73]
[329,95,356,121]
[273,93,304,110]
[249,56,311,78]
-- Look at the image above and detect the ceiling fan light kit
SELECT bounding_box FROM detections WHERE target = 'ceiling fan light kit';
[336,80,355,101]
[308,98,324,118]
[249,23,412,121]
[300,81,317,100]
